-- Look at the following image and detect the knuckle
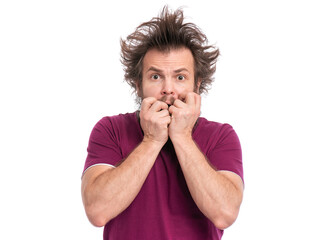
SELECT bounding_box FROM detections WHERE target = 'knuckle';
[142,97,155,106]
[143,114,150,122]
[161,102,168,109]
[161,109,168,115]
[142,98,150,105]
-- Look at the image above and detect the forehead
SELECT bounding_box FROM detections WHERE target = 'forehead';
[143,47,194,72]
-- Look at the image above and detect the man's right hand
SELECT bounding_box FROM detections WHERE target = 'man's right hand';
[139,97,171,146]
[82,98,171,226]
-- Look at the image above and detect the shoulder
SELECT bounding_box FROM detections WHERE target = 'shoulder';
[193,117,241,154]
[95,112,137,130]
[195,117,236,140]
[194,117,243,180]
[90,112,138,139]
[98,111,137,124]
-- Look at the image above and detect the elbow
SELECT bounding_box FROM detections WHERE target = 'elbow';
[213,218,232,230]
[82,189,111,227]
[213,208,239,230]
[85,205,109,227]
[89,216,106,228]
[82,194,119,227]
[83,200,120,227]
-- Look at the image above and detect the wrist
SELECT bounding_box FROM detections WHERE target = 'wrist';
[170,134,193,146]
[142,136,167,149]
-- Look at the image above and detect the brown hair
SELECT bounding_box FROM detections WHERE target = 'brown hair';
[120,6,219,101]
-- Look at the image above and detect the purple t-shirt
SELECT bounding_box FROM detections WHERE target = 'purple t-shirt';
[83,112,243,240]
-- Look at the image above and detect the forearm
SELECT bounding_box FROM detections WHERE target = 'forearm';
[171,136,243,229]
[82,140,163,226]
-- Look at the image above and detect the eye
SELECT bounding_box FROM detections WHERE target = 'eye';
[151,74,160,80]
[177,75,185,81]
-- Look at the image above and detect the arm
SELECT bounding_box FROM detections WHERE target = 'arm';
[171,137,243,230]
[169,92,244,229]
[81,98,170,227]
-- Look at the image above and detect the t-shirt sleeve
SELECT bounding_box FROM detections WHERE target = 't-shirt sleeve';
[208,125,244,183]
[83,117,123,174]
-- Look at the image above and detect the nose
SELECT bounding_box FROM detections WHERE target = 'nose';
[161,78,175,96]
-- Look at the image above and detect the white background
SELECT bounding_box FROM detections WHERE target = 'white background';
[1,0,335,239]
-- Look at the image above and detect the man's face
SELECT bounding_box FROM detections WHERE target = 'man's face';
[138,47,200,106]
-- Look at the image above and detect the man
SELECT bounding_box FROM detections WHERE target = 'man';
[81,6,244,240]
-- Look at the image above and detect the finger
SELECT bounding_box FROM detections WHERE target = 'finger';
[185,92,196,106]
[172,99,185,108]
[141,97,158,112]
[163,115,172,126]
[168,105,177,115]
[149,101,169,112]
[157,109,170,117]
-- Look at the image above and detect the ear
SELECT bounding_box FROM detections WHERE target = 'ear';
[135,81,142,98]
[195,78,201,94]
[135,83,139,95]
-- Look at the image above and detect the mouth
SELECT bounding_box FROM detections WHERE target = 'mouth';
[160,95,175,107]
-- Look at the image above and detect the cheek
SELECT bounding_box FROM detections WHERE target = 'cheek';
[141,84,161,98]
[175,82,195,94]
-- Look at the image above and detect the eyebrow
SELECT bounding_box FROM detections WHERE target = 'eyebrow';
[146,67,190,73]
[146,67,163,73]
[174,68,190,73]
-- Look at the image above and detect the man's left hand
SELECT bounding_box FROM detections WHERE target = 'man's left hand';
[168,92,201,141]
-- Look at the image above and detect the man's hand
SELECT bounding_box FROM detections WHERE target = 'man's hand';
[140,97,171,145]
[168,92,201,141]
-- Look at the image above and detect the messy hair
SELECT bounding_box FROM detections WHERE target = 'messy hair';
[120,6,219,102]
